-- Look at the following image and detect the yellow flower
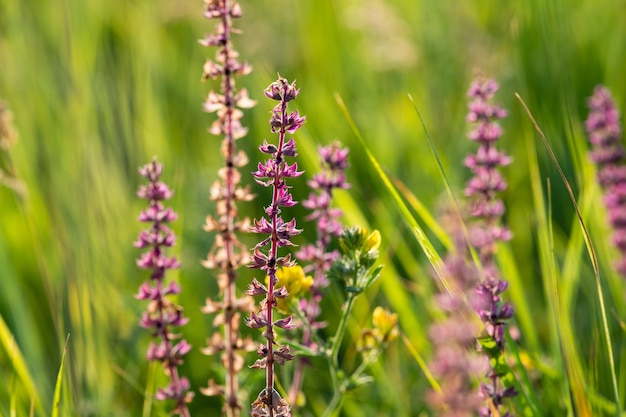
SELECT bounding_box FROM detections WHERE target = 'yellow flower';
[362,229,381,253]
[267,266,313,313]
[372,306,399,344]
[357,329,378,352]
[358,307,399,352]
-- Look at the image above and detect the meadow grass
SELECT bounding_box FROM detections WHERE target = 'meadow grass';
[0,0,625,416]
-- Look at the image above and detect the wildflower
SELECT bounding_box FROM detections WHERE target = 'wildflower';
[247,76,305,417]
[426,207,487,417]
[584,86,626,275]
[267,266,313,314]
[329,228,383,293]
[465,76,516,415]
[135,158,193,416]
[358,307,399,351]
[428,77,516,417]
[464,77,512,261]
[362,229,381,253]
[287,143,350,405]
[372,306,399,343]
[296,142,350,321]
[198,1,257,414]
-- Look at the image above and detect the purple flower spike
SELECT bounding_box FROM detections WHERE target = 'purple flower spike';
[585,86,626,275]
[135,159,193,416]
[248,76,306,417]
[428,76,516,417]
[465,77,512,258]
[288,142,350,404]
[465,76,516,416]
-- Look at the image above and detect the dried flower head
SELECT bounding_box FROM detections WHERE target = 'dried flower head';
[198,1,257,415]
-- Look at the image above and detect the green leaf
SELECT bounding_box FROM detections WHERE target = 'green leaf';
[51,335,69,417]
[345,286,363,294]
[334,93,449,290]
[362,265,383,291]
[0,314,43,415]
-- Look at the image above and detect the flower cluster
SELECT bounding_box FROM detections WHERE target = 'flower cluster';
[246,77,306,417]
[358,307,399,351]
[135,159,193,416]
[464,77,513,261]
[298,142,350,320]
[584,86,626,275]
[426,208,487,416]
[198,1,257,415]
[464,76,516,416]
[289,143,349,404]
[270,265,313,314]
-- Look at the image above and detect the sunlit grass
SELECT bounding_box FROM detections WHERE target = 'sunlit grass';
[0,0,625,415]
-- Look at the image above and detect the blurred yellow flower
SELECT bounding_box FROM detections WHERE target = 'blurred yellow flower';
[358,306,399,351]
[372,306,398,344]
[363,229,381,253]
[268,265,313,313]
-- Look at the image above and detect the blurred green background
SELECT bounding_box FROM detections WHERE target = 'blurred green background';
[0,0,625,415]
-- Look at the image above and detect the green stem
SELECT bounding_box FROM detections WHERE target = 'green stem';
[291,303,326,349]
[320,291,357,417]
[349,350,377,383]
[329,293,356,367]
[321,390,344,417]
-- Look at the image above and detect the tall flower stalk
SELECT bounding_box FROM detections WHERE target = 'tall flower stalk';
[246,77,305,417]
[198,1,257,415]
[584,86,626,276]
[426,208,488,416]
[289,142,350,405]
[464,76,516,416]
[135,159,193,417]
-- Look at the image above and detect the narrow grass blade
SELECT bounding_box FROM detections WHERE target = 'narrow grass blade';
[51,335,69,417]
[391,177,453,251]
[334,93,448,288]
[406,94,485,290]
[525,129,576,415]
[506,333,544,417]
[517,92,620,415]
[0,315,43,416]
[407,94,458,208]
[401,333,440,394]
[497,243,540,352]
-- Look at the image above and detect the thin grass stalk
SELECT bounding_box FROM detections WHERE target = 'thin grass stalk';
[517,92,619,415]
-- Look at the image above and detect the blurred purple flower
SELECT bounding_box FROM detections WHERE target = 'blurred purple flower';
[288,142,350,404]
[135,159,193,416]
[585,86,626,276]
[465,77,517,415]
[428,76,516,416]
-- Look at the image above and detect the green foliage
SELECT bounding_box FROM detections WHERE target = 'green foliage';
[0,0,625,416]
[329,228,382,293]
